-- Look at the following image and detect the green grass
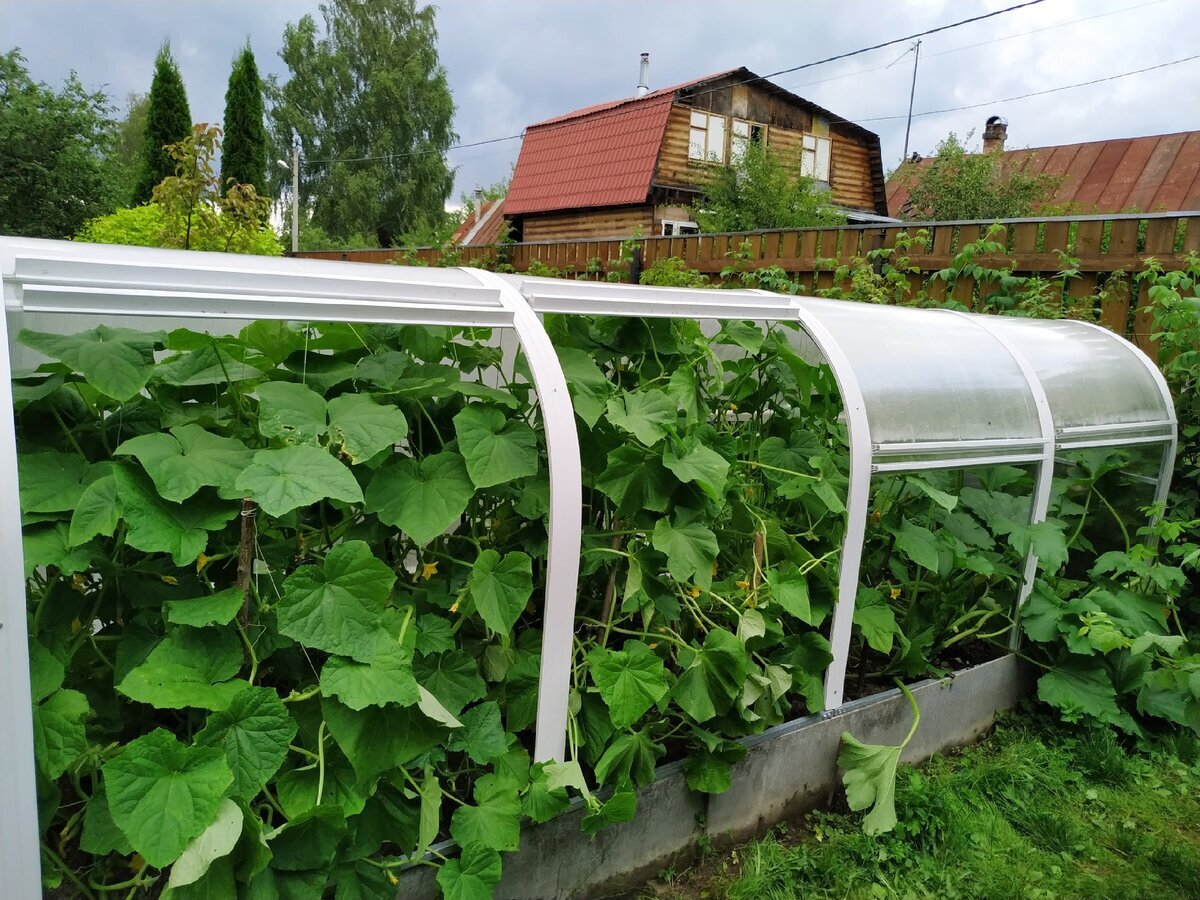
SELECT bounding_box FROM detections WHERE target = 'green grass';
[642,712,1200,900]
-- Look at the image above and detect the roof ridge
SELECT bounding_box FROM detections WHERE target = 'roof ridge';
[528,68,741,128]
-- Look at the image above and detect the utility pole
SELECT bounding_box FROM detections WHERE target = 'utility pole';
[290,143,300,255]
[901,40,921,163]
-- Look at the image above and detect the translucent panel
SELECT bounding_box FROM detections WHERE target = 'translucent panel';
[978,317,1171,431]
[796,297,1043,444]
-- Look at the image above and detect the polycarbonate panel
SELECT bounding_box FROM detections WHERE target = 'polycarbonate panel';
[975,316,1172,430]
[795,296,1043,444]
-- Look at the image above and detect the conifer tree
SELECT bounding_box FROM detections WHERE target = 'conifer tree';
[221,44,267,194]
[134,43,191,203]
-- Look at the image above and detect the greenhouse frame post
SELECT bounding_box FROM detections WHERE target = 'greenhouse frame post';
[0,307,43,897]
[464,269,583,764]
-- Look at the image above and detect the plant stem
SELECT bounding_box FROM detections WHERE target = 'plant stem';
[43,843,97,900]
[315,721,328,806]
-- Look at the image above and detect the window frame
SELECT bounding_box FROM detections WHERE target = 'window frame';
[800,133,832,183]
[688,110,728,164]
[730,118,766,162]
[661,219,700,237]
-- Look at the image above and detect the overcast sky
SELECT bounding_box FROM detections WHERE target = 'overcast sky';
[4,0,1198,207]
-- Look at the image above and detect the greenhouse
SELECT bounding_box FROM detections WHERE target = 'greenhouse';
[0,237,1177,896]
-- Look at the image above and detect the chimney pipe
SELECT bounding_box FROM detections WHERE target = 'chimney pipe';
[982,115,1008,153]
[636,53,650,96]
[474,188,484,225]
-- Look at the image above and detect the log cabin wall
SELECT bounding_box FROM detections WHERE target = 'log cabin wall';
[519,206,655,241]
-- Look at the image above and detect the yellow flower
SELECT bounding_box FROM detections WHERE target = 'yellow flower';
[387,872,399,886]
[161,575,178,586]
[648,642,658,650]
[889,586,902,600]
[196,553,211,573]
[420,561,439,581]
[688,585,701,598]
[70,573,88,593]
[735,579,751,591]
[449,599,460,614]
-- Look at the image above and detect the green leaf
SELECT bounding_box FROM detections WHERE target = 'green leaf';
[414,650,487,715]
[33,688,89,778]
[117,627,247,711]
[1011,520,1070,575]
[327,394,408,463]
[467,550,533,634]
[446,701,508,765]
[683,741,746,794]
[81,784,132,856]
[234,446,363,518]
[364,452,474,545]
[595,445,673,515]
[854,588,900,655]
[555,347,611,428]
[255,381,328,444]
[415,613,455,656]
[195,686,298,800]
[417,766,441,859]
[720,320,764,353]
[453,404,538,488]
[277,540,394,661]
[838,734,903,835]
[436,842,503,900]
[652,516,718,588]
[1037,658,1127,727]
[580,786,637,835]
[449,774,521,851]
[22,522,90,576]
[114,465,239,566]
[20,325,159,400]
[593,729,664,788]
[69,474,122,546]
[168,798,242,889]
[156,345,269,387]
[165,587,245,628]
[907,476,958,511]
[18,452,90,512]
[893,519,941,573]
[522,762,572,823]
[671,629,749,722]
[115,426,252,502]
[587,640,668,730]
[606,389,677,446]
[29,640,64,702]
[767,564,816,624]
[663,437,730,499]
[447,381,522,409]
[102,728,233,868]
[320,630,420,710]
[322,698,446,782]
[268,805,346,872]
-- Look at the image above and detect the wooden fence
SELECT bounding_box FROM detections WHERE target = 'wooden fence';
[298,212,1200,357]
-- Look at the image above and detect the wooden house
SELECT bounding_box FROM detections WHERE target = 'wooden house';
[501,66,890,242]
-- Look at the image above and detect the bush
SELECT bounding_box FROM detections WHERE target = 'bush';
[75,202,283,255]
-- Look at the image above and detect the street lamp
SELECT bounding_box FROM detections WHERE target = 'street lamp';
[276,148,299,255]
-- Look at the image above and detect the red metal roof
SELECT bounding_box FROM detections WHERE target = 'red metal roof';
[887,131,1200,217]
[450,199,507,246]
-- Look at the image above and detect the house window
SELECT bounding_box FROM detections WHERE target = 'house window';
[661,220,700,237]
[731,119,765,162]
[688,111,727,163]
[801,134,832,183]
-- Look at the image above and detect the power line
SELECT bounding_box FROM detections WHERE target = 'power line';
[302,0,1048,168]
[854,53,1200,123]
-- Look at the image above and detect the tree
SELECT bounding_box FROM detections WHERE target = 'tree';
[693,142,844,233]
[134,43,192,204]
[104,91,149,206]
[0,50,119,238]
[268,0,456,246]
[221,45,267,194]
[77,124,281,256]
[893,133,1064,221]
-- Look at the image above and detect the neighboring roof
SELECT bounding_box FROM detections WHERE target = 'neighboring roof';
[451,198,507,246]
[887,131,1200,217]
[506,67,888,217]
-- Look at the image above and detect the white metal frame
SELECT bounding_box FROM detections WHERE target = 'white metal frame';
[0,242,1180,894]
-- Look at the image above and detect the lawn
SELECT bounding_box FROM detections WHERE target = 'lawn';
[642,712,1200,899]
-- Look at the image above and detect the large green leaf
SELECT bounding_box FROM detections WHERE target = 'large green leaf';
[652,516,719,588]
[267,805,346,872]
[155,345,269,387]
[593,728,665,788]
[234,446,363,518]
[80,784,132,856]
[435,842,503,900]
[854,588,901,654]
[327,394,408,463]
[595,446,673,515]
[663,436,730,499]
[69,473,122,546]
[555,346,611,428]
[255,381,328,443]
[114,465,239,566]
[671,629,748,722]
[102,728,233,868]
[167,798,242,889]
[29,640,64,702]
[23,522,91,576]
[1037,658,1128,728]
[838,734,903,836]
[449,774,520,851]
[322,698,447,782]
[277,540,396,662]
[445,701,509,765]
[320,629,420,710]
[33,688,90,778]
[467,550,533,634]
[892,519,941,573]
[453,404,538,488]
[413,650,487,715]
[165,587,245,628]
[115,425,252,502]
[195,686,297,800]
[587,640,668,730]
[605,389,677,446]
[117,627,247,711]
[18,451,90,512]
[20,325,160,400]
[364,452,474,545]
[767,564,817,624]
